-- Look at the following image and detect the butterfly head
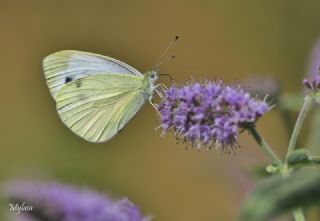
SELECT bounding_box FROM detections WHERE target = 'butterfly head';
[145,70,159,85]
[142,70,159,97]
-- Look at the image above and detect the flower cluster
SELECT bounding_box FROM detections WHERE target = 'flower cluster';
[306,38,320,78]
[4,181,149,221]
[157,80,269,152]
[303,74,320,92]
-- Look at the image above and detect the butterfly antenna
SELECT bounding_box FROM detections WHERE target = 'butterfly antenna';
[155,55,176,69]
[154,35,180,69]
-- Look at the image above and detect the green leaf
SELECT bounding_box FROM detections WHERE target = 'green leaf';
[287,149,310,166]
[287,149,320,167]
[239,169,320,221]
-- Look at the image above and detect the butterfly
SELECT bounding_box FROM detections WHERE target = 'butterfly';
[42,50,169,143]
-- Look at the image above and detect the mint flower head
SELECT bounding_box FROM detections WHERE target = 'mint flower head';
[303,73,320,92]
[4,181,149,221]
[304,38,320,93]
[307,38,320,77]
[157,80,270,152]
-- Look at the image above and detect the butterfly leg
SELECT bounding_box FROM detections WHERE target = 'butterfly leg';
[144,90,159,113]
[149,83,169,113]
[158,83,168,89]
[154,83,168,98]
[149,99,160,113]
[157,83,168,93]
[155,89,164,99]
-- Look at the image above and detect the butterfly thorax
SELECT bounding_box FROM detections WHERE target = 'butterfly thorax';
[141,70,158,98]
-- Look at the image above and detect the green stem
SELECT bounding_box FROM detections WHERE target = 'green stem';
[247,126,283,167]
[285,95,312,221]
[293,208,306,221]
[286,96,312,161]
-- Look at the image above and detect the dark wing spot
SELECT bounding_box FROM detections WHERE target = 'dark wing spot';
[65,76,73,83]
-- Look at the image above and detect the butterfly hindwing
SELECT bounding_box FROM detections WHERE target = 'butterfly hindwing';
[55,74,147,143]
[43,50,142,100]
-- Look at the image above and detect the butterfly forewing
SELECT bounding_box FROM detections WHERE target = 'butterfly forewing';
[55,74,147,143]
[43,50,142,99]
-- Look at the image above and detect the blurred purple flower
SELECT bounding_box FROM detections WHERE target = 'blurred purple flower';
[8,214,39,221]
[303,38,320,93]
[303,74,320,92]
[306,38,320,78]
[4,181,150,221]
[242,76,280,101]
[157,80,269,152]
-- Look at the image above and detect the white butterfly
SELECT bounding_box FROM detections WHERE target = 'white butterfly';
[43,50,167,143]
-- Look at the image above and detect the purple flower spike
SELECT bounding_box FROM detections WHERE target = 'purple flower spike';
[157,80,270,153]
[4,181,150,221]
[303,74,320,92]
[306,38,320,78]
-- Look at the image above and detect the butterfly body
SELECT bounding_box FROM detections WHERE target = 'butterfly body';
[43,50,158,143]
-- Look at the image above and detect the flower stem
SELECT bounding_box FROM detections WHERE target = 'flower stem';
[285,95,312,221]
[247,126,283,167]
[286,95,312,162]
[293,208,306,221]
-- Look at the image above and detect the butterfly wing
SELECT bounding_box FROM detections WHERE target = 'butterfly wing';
[43,50,142,99]
[55,73,147,143]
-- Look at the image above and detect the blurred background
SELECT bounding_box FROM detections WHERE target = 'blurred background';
[1,0,320,220]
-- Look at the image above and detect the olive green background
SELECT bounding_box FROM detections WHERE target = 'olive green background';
[1,1,320,220]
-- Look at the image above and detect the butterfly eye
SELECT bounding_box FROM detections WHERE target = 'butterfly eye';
[150,73,155,79]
